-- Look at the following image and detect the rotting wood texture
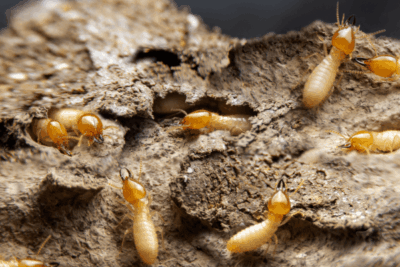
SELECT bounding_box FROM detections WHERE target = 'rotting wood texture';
[1,0,400,266]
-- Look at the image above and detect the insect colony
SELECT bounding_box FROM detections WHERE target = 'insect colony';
[5,2,400,266]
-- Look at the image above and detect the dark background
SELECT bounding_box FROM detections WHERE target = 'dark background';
[1,0,400,39]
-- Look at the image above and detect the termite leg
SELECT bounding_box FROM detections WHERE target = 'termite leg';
[151,210,166,223]
[386,75,400,82]
[256,211,268,221]
[335,72,344,92]
[155,226,165,251]
[104,126,119,131]
[118,200,136,213]
[230,126,245,136]
[147,192,153,206]
[272,234,279,255]
[390,135,400,154]
[280,210,305,227]
[102,134,112,140]
[115,213,131,230]
[280,215,292,227]
[36,235,52,256]
[316,36,328,57]
[300,52,324,61]
[293,48,325,91]
[77,135,84,147]
[300,35,327,61]
[373,75,400,83]
[120,227,134,254]
[291,66,314,90]
[264,240,271,255]
[108,182,123,190]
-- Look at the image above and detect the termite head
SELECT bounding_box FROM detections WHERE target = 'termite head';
[338,130,373,152]
[47,120,72,156]
[180,110,212,130]
[354,56,398,78]
[268,179,291,215]
[77,113,104,144]
[332,14,356,55]
[120,168,146,203]
[47,120,68,145]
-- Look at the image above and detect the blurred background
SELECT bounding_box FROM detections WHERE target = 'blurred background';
[1,0,400,39]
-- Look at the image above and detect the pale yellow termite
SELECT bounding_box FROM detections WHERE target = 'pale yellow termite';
[302,3,385,108]
[111,167,161,265]
[328,129,400,154]
[227,179,303,254]
[48,108,117,146]
[31,118,79,156]
[178,109,252,136]
[0,235,52,267]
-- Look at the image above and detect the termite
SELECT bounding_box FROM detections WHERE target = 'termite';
[31,118,78,156]
[176,109,251,136]
[352,55,400,82]
[302,2,385,108]
[227,179,303,254]
[48,108,117,146]
[327,129,400,154]
[110,166,161,265]
[0,235,54,267]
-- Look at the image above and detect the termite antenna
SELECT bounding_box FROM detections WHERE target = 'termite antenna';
[36,235,52,256]
[166,122,192,133]
[171,109,188,116]
[325,130,349,140]
[289,179,305,197]
[138,155,143,181]
[336,2,340,28]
